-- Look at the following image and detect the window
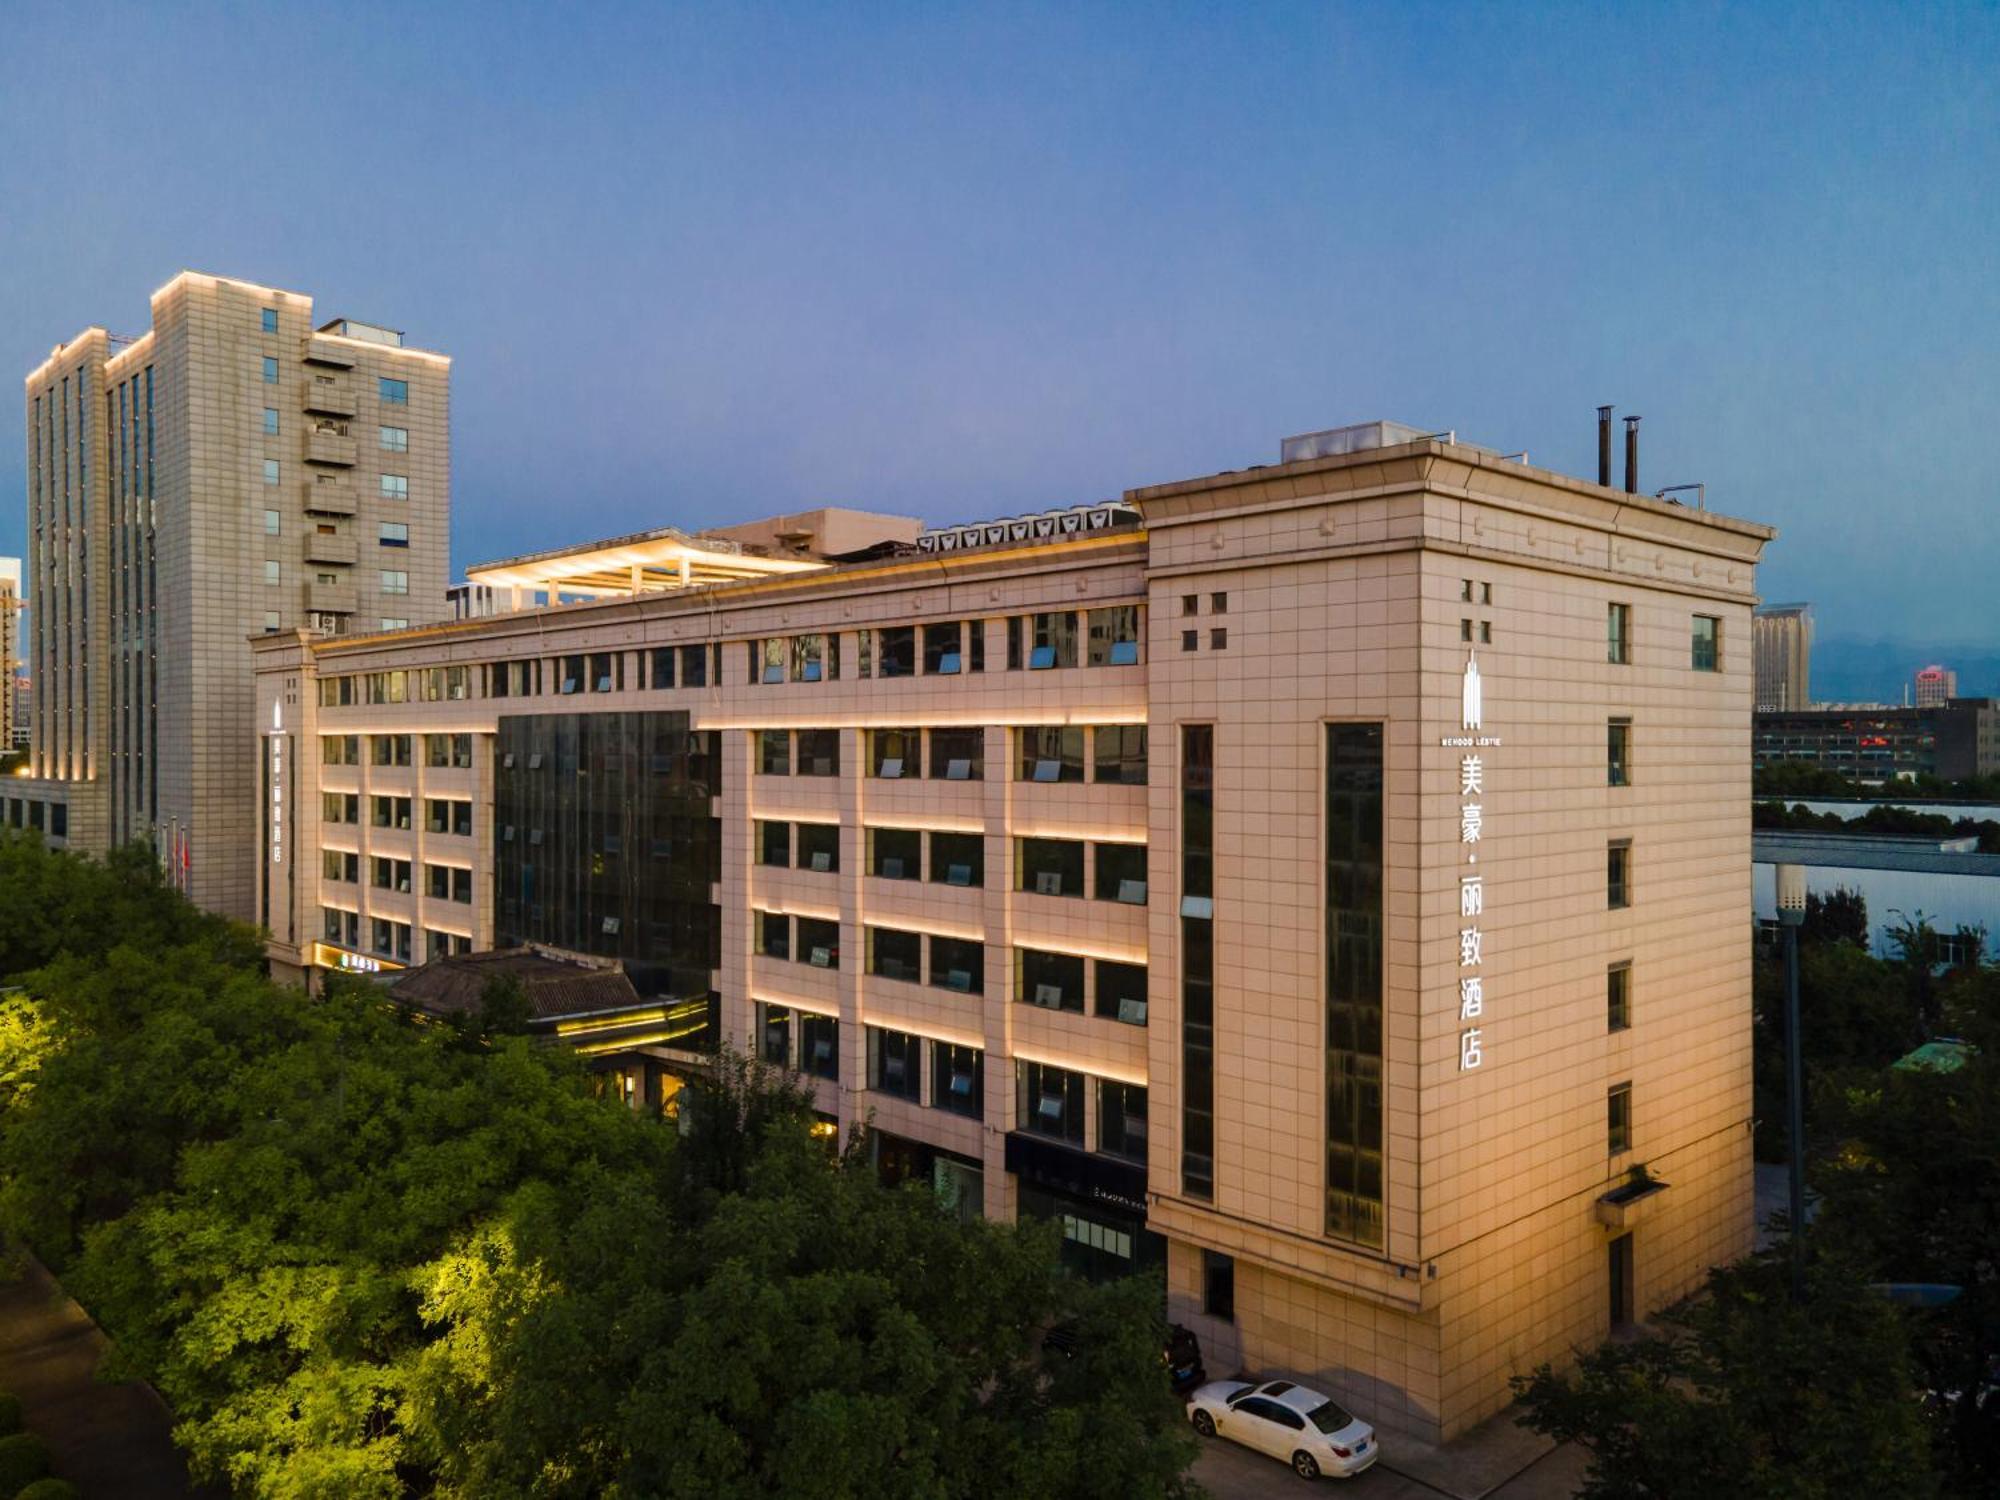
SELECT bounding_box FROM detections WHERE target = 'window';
[929,727,983,781]
[1181,594,1198,616]
[1608,718,1631,787]
[648,646,676,689]
[1028,611,1078,669]
[1017,1059,1085,1144]
[426,799,473,837]
[426,733,474,770]
[1608,840,1632,909]
[1211,592,1228,615]
[262,356,278,383]
[870,728,922,779]
[1203,1250,1234,1321]
[1005,616,1023,670]
[869,1028,923,1100]
[1094,842,1148,904]
[969,621,986,673]
[929,831,983,887]
[1461,618,1474,642]
[588,652,615,693]
[758,819,791,868]
[427,864,472,904]
[929,935,985,994]
[371,794,412,827]
[1182,723,1216,1200]
[261,307,278,333]
[757,911,791,961]
[371,856,413,893]
[867,927,923,984]
[682,643,708,688]
[796,821,839,873]
[791,633,835,682]
[264,560,281,586]
[263,407,280,435]
[381,570,408,595]
[1017,837,1084,898]
[857,629,873,678]
[1018,726,1085,783]
[1608,962,1632,1032]
[1087,605,1141,666]
[379,425,408,452]
[1692,615,1720,672]
[560,656,585,695]
[801,1014,839,1080]
[877,626,916,678]
[758,637,786,684]
[758,1003,792,1066]
[923,622,963,674]
[380,474,409,501]
[1093,725,1147,784]
[758,730,790,775]
[796,917,840,969]
[380,521,409,548]
[1018,947,1085,1013]
[264,508,280,535]
[1210,628,1227,650]
[1099,1082,1148,1163]
[379,618,407,632]
[367,671,409,705]
[933,1042,983,1118]
[321,850,357,883]
[379,376,409,404]
[1608,602,1631,665]
[1096,959,1148,1025]
[870,827,922,881]
[321,734,359,766]
[322,793,358,824]
[1181,630,1198,652]
[796,728,839,776]
[263,458,280,485]
[1608,1082,1633,1154]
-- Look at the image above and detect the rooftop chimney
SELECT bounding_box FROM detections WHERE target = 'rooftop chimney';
[1623,415,1641,494]
[1597,406,1613,487]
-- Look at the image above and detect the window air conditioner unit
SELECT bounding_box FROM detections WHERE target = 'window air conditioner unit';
[1034,983,1064,1009]
[1034,870,1063,896]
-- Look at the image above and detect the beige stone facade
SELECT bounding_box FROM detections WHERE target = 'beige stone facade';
[251,430,1771,1442]
[0,558,20,750]
[15,272,450,915]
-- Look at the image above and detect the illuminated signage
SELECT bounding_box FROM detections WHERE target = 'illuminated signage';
[1442,654,1502,1071]
[308,942,403,974]
[268,701,284,866]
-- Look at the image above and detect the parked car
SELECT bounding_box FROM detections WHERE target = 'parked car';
[1187,1378,1379,1480]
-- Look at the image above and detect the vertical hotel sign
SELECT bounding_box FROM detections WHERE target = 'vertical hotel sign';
[268,700,284,866]
[1442,654,1499,1070]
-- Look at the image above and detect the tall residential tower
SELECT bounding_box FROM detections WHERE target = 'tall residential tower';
[0,558,21,750]
[1751,602,1811,711]
[16,271,451,916]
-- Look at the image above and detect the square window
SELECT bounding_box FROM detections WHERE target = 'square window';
[1181,594,1198,616]
[1210,592,1227,614]
[263,407,279,435]
[1182,630,1198,652]
[379,425,409,452]
[379,376,409,404]
[381,570,409,595]
[261,307,278,333]
[263,610,281,632]
[1210,627,1227,650]
[380,521,409,547]
[379,474,409,502]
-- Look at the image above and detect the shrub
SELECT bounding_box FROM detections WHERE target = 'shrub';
[13,1479,79,1500]
[0,1393,19,1436]
[0,1432,50,1494]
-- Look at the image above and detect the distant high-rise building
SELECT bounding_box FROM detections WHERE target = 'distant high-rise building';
[1915,664,1957,708]
[0,558,21,750]
[17,271,452,916]
[1752,602,1812,711]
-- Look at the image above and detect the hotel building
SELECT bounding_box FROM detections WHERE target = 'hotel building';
[9,272,450,915]
[1751,601,1811,712]
[0,558,20,750]
[251,421,1772,1441]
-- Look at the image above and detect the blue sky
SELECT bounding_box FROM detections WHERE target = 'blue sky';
[2,1,1994,643]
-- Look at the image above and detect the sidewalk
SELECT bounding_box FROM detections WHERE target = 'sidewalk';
[0,1248,217,1499]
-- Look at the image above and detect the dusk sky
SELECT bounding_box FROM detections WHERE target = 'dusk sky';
[2,1,1994,646]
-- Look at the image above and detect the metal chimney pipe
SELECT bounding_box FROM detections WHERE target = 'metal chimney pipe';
[1623,415,1641,494]
[1597,406,1612,487]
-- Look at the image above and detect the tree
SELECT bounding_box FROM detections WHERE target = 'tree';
[1802,886,1869,949]
[1514,1252,1939,1498]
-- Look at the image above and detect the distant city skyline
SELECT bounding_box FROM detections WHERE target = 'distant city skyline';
[3,2,1995,641]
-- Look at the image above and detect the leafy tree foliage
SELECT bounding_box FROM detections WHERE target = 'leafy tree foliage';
[1514,1252,1940,1498]
[0,835,1197,1498]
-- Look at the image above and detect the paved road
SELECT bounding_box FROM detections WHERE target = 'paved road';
[0,1249,218,1499]
[1190,1420,1591,1499]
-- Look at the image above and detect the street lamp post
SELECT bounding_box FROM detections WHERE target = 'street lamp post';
[1776,863,1808,1301]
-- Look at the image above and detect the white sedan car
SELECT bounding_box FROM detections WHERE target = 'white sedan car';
[1187,1378,1380,1480]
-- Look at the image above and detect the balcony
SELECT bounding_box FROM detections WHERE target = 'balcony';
[302,476,356,516]
[304,578,357,616]
[306,425,357,467]
[303,373,356,417]
[304,335,357,369]
[304,531,356,567]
